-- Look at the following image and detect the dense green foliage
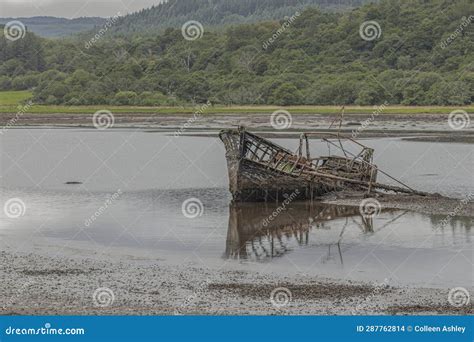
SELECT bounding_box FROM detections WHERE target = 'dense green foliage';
[0,0,472,106]
[111,0,371,35]
[0,17,106,38]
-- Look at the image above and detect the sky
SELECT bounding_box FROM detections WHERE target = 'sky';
[0,0,165,18]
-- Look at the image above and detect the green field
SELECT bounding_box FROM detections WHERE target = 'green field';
[0,91,472,115]
[0,91,33,106]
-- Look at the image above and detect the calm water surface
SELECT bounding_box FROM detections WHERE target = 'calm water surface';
[1,129,472,288]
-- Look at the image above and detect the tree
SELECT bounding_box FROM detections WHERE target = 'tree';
[1,0,471,106]
[114,91,138,105]
[426,82,471,105]
[271,83,303,106]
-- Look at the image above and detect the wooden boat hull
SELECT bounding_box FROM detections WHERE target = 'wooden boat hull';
[219,129,347,202]
[220,128,428,201]
[230,158,333,202]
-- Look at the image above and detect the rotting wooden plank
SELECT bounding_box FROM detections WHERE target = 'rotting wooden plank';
[219,128,430,202]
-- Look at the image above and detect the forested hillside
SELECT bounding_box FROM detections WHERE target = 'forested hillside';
[0,17,106,38]
[111,0,372,35]
[0,0,472,106]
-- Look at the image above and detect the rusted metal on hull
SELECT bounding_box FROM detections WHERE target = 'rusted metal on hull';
[219,127,429,202]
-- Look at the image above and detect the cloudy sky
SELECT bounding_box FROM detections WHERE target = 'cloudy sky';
[0,0,165,18]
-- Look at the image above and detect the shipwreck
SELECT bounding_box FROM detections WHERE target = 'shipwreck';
[219,127,428,202]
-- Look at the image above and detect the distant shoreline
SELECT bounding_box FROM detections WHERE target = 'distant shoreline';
[1,112,472,144]
[1,105,473,115]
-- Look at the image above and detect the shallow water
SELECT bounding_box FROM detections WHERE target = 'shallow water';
[1,129,473,288]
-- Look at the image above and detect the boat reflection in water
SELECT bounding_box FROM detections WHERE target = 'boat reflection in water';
[224,202,403,263]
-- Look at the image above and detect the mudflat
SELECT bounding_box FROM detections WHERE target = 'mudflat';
[1,247,472,316]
